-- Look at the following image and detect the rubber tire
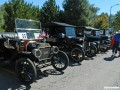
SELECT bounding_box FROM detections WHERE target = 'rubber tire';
[15,58,37,84]
[71,47,85,62]
[51,51,69,71]
[85,44,97,58]
[99,44,108,52]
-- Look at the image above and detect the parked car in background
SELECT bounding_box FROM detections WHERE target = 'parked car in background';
[76,26,109,53]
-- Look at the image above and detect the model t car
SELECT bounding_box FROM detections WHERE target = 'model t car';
[42,22,85,62]
[0,19,69,84]
[101,28,113,49]
[76,26,109,53]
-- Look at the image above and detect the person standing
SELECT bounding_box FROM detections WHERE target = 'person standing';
[112,30,120,57]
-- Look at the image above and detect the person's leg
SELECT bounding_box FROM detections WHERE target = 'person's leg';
[114,41,119,56]
[115,47,118,56]
[118,47,120,57]
[112,46,115,56]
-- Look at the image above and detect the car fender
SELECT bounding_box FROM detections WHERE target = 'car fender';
[11,52,38,63]
[74,44,83,49]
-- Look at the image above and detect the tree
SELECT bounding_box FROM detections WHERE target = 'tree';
[0,6,5,32]
[58,10,66,22]
[40,0,59,23]
[62,0,99,26]
[90,13,109,29]
[3,0,40,32]
[112,11,120,31]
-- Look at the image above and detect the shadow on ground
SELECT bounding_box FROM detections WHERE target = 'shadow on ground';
[0,67,31,90]
[43,69,64,75]
[104,56,116,61]
[84,57,94,60]
[36,67,64,80]
[68,59,81,67]
[0,64,64,90]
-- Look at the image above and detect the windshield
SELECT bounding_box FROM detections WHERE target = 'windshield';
[15,18,40,29]
[15,19,42,39]
[105,30,110,36]
[65,27,76,37]
[91,30,100,36]
[84,29,92,35]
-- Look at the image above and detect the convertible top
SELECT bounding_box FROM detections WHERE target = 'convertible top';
[76,26,100,31]
[42,22,76,28]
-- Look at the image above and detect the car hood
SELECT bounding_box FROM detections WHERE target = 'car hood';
[67,36,84,41]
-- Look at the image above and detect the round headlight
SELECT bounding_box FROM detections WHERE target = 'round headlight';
[51,46,59,54]
[32,49,42,58]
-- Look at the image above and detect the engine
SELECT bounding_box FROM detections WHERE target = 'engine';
[26,41,59,60]
[32,43,51,60]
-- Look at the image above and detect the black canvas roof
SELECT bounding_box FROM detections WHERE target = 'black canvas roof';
[42,22,76,28]
[76,26,100,31]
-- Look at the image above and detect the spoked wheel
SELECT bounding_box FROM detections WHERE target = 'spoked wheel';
[15,58,37,84]
[51,51,69,71]
[99,44,108,52]
[91,42,99,54]
[71,47,85,62]
[85,44,97,58]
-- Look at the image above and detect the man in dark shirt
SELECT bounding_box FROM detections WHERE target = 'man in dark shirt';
[112,30,120,57]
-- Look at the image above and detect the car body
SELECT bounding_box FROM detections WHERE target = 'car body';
[0,19,69,84]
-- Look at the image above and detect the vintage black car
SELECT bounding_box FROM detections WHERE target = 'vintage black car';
[43,22,97,62]
[100,29,112,50]
[0,19,69,84]
[76,26,109,53]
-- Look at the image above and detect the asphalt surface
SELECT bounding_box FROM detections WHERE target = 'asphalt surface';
[1,50,120,90]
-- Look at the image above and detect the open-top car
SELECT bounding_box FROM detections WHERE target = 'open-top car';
[0,19,69,84]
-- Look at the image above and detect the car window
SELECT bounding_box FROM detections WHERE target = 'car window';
[65,27,76,37]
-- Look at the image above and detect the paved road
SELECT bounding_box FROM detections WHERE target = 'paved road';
[1,50,120,90]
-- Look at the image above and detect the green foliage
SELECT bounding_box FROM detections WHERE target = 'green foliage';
[3,0,40,32]
[62,0,99,26]
[90,13,109,29]
[0,6,5,32]
[112,11,120,30]
[58,10,66,22]
[1,0,100,32]
[40,0,59,23]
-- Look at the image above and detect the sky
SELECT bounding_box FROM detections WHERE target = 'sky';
[0,0,120,15]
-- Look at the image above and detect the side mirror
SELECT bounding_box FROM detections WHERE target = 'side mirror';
[58,33,65,39]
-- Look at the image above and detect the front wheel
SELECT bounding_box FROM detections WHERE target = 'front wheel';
[71,47,85,62]
[15,58,37,84]
[85,44,97,58]
[51,51,69,71]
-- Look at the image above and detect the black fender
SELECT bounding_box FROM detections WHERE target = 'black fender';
[91,41,98,46]
[74,44,83,49]
[11,52,38,63]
